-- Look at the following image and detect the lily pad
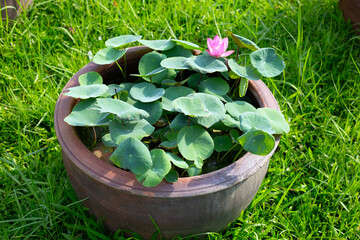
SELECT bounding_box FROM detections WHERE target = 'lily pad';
[110,137,152,175]
[130,67,166,78]
[228,59,261,80]
[105,35,142,48]
[185,73,208,89]
[227,32,259,51]
[133,101,163,124]
[96,98,149,121]
[239,112,275,134]
[237,129,275,156]
[78,71,103,86]
[214,135,233,152]
[163,45,193,58]
[172,97,210,117]
[102,133,118,147]
[64,99,110,126]
[130,82,165,103]
[250,48,285,78]
[256,107,290,134]
[164,168,179,183]
[198,77,230,96]
[239,78,249,97]
[160,57,189,70]
[93,48,127,65]
[63,84,108,99]
[162,86,195,112]
[221,114,241,129]
[136,149,172,187]
[177,126,214,162]
[138,51,177,83]
[169,113,195,131]
[187,163,202,176]
[172,39,203,50]
[186,55,228,74]
[225,101,256,120]
[165,152,189,169]
[109,119,155,144]
[138,39,176,51]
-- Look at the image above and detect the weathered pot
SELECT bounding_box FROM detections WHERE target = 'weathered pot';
[1,0,33,21]
[54,46,281,239]
[339,0,360,33]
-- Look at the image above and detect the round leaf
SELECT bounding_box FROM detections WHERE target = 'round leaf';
[227,32,259,51]
[110,137,152,175]
[237,129,275,156]
[134,101,163,124]
[198,77,230,96]
[185,73,208,89]
[138,39,176,51]
[214,135,233,152]
[109,119,155,144]
[138,51,176,83]
[172,39,203,50]
[228,59,261,80]
[187,163,202,176]
[105,35,142,48]
[250,48,285,78]
[172,97,210,117]
[64,99,110,126]
[96,98,149,121]
[221,114,240,129]
[256,107,290,134]
[186,55,228,74]
[160,57,189,70]
[63,84,108,99]
[163,45,193,58]
[93,48,127,65]
[78,71,103,86]
[165,152,189,169]
[225,101,256,120]
[169,114,195,131]
[239,112,275,134]
[239,78,249,97]
[162,86,195,112]
[177,126,214,161]
[164,169,179,183]
[102,133,118,147]
[130,82,165,103]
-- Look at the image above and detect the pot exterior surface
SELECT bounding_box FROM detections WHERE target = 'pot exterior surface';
[340,0,360,32]
[1,0,33,20]
[54,46,281,239]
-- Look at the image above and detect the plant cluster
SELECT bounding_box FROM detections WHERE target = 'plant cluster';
[63,33,289,187]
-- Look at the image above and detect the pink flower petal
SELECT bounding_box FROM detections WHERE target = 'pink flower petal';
[213,35,220,44]
[221,50,235,57]
[207,38,214,49]
[222,37,229,50]
[210,49,223,58]
[206,49,212,55]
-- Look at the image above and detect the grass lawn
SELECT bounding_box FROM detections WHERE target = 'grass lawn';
[1,0,359,239]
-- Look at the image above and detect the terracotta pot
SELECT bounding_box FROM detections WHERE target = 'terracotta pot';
[54,46,281,239]
[339,0,360,32]
[1,0,33,21]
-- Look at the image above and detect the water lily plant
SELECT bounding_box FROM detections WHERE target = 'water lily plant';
[62,33,289,187]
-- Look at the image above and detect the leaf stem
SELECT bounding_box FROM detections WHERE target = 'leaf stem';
[115,61,126,80]
[197,73,203,85]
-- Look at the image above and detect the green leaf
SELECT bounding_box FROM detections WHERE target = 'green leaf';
[110,137,152,175]
[133,101,163,124]
[187,93,226,128]
[225,101,256,120]
[102,133,118,147]
[102,84,131,97]
[64,99,110,126]
[93,48,127,65]
[130,67,166,78]
[109,119,155,144]
[163,45,193,58]
[185,73,208,89]
[137,149,172,187]
[138,52,176,83]
[160,57,190,70]
[221,114,240,129]
[159,131,178,149]
[78,71,103,86]
[239,112,275,134]
[185,55,228,74]
[162,86,195,112]
[129,82,165,103]
[161,79,178,88]
[237,129,275,156]
[169,114,195,131]
[230,129,240,142]
[96,98,149,121]
[138,39,176,51]
[63,84,108,99]
[172,39,203,50]
[165,152,189,169]
[256,108,290,134]
[164,168,179,183]
[194,158,204,168]
[187,163,202,176]
[173,97,210,117]
[227,32,259,51]
[239,78,248,97]
[214,135,233,152]
[177,126,214,161]
[198,77,230,96]
[250,48,285,78]
[105,35,142,48]
[228,59,261,80]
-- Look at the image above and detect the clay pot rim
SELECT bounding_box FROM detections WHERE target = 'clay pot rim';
[54,46,280,198]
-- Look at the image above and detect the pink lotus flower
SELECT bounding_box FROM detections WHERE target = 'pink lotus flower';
[206,35,235,58]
